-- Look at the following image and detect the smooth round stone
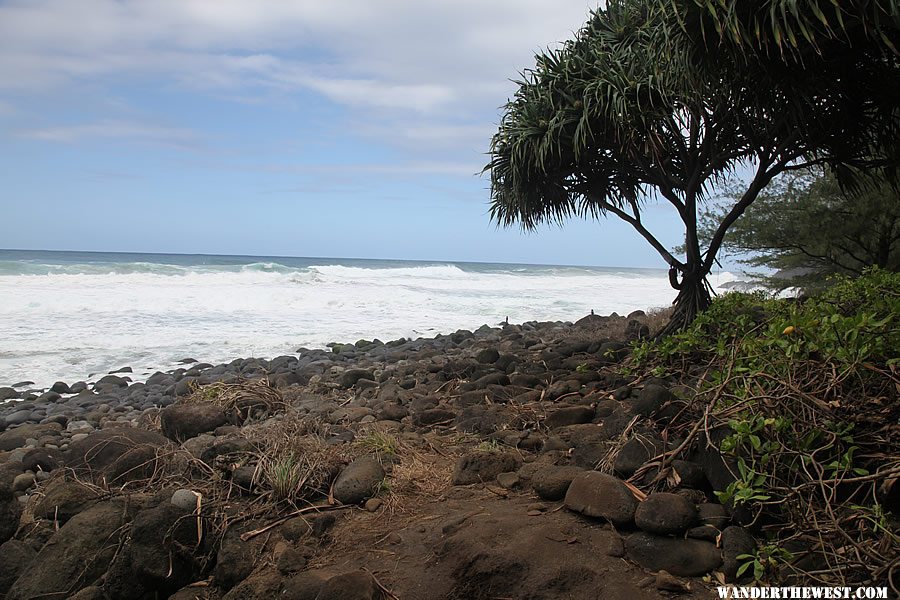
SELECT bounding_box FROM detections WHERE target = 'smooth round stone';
[171,488,200,511]
[35,470,52,482]
[12,472,36,492]
[7,449,27,463]
[70,433,90,443]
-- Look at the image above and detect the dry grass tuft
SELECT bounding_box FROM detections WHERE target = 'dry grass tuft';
[186,378,288,424]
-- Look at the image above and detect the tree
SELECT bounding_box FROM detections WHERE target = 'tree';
[486,0,899,333]
[697,169,900,291]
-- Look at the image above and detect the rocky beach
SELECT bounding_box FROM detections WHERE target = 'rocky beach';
[0,309,768,600]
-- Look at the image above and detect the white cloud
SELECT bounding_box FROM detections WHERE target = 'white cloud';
[19,119,200,146]
[0,1,597,153]
[0,1,594,105]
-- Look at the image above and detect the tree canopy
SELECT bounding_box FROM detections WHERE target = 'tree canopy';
[697,169,900,290]
[486,0,899,331]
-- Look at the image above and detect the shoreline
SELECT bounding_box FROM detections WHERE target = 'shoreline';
[0,305,856,598]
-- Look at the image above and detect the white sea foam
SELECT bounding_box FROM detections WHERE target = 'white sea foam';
[0,259,736,389]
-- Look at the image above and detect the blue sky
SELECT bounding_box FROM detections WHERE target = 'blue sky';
[0,0,697,268]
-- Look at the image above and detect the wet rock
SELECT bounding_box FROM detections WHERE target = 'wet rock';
[625,532,722,577]
[634,492,698,535]
[564,471,638,527]
[452,450,522,485]
[160,402,229,442]
[0,388,19,401]
[7,500,130,600]
[531,465,584,501]
[50,381,71,394]
[333,456,385,504]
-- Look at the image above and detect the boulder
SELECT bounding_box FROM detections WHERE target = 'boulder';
[128,503,199,590]
[634,493,698,535]
[545,406,595,429]
[66,428,171,484]
[33,478,101,523]
[531,466,584,501]
[7,500,130,600]
[721,526,756,582]
[625,532,722,577]
[698,503,730,529]
[339,369,376,389]
[630,384,675,417]
[0,387,19,401]
[0,422,62,451]
[317,570,380,600]
[160,402,228,442]
[475,348,500,364]
[50,381,71,394]
[333,456,386,504]
[613,436,662,477]
[0,539,36,596]
[452,450,522,486]
[564,471,638,527]
[0,497,22,544]
[22,447,63,472]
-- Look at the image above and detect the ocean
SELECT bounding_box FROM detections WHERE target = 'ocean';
[0,249,736,389]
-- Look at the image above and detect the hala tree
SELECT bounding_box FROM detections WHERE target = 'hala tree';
[486,0,899,333]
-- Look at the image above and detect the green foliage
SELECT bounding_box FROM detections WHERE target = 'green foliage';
[266,453,306,503]
[736,545,795,582]
[692,170,899,291]
[475,439,503,453]
[629,269,899,584]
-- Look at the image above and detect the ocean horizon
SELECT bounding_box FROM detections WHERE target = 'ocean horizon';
[0,249,736,389]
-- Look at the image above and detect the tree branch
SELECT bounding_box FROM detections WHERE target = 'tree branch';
[586,192,684,269]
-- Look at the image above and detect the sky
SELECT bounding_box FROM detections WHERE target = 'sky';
[0,0,698,268]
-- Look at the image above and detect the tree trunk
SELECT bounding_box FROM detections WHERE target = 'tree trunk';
[657,265,712,337]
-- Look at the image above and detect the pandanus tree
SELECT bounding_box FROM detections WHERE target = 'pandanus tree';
[486,0,899,334]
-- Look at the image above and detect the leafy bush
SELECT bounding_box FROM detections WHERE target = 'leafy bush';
[629,268,899,586]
